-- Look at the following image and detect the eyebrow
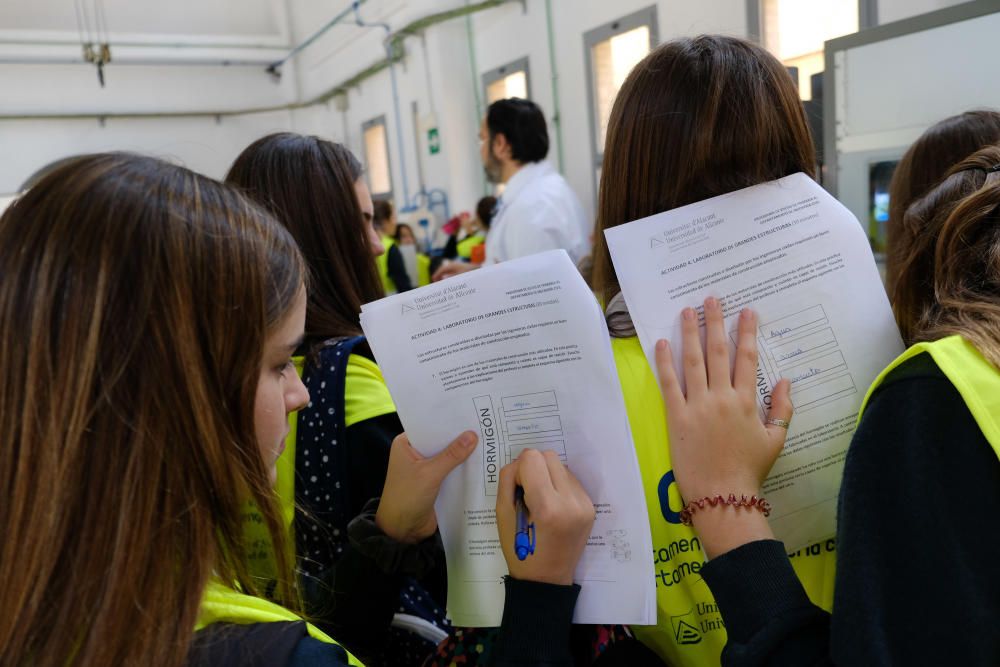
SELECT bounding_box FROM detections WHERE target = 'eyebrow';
[361,211,373,222]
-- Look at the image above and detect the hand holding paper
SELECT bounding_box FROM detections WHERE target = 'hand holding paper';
[360,250,655,626]
[606,173,903,550]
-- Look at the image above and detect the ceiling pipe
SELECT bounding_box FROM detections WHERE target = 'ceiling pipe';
[0,0,521,120]
[266,0,368,76]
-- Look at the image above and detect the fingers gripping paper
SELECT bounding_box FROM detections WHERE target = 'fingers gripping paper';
[605,174,904,551]
[360,250,656,627]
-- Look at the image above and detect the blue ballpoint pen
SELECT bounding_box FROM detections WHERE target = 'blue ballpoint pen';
[514,486,536,560]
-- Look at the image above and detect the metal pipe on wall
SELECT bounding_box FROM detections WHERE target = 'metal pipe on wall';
[544,0,565,175]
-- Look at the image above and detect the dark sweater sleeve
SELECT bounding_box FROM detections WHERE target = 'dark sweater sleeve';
[344,411,401,519]
[386,245,412,292]
[830,355,1000,665]
[701,353,1000,665]
[289,636,356,667]
[491,578,581,666]
[303,498,446,664]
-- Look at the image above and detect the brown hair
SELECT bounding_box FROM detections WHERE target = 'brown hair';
[591,35,816,318]
[476,195,498,229]
[0,153,305,665]
[892,145,1000,365]
[226,133,384,349]
[886,110,1000,308]
[373,199,394,228]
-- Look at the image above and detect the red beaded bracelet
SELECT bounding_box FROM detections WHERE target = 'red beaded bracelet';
[678,494,772,526]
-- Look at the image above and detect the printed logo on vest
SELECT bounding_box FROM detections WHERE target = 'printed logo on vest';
[657,469,681,524]
[670,609,702,645]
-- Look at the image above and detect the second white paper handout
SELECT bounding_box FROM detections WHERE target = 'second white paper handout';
[606,173,904,551]
[360,250,656,627]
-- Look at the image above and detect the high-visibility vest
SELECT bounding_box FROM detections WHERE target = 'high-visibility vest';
[859,335,1000,459]
[612,336,837,665]
[196,579,364,666]
[376,235,397,294]
[456,233,485,260]
[417,253,431,286]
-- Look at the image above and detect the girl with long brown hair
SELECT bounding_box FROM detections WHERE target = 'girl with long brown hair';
[656,146,1000,664]
[886,109,1000,342]
[0,152,596,666]
[0,152,327,664]
[588,35,835,665]
[225,134,438,663]
[226,135,665,666]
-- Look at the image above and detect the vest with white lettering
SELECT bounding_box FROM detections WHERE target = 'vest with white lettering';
[859,335,1000,459]
[195,579,364,666]
[612,336,837,666]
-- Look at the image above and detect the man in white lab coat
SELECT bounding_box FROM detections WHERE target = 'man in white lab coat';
[434,98,590,280]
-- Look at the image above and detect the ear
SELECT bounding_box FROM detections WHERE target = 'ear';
[492,132,512,161]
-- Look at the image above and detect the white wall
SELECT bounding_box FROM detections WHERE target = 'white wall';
[0,110,295,193]
[1,0,980,205]
[287,0,749,225]
[0,0,295,192]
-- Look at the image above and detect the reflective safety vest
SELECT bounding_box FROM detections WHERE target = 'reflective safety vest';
[416,253,431,286]
[242,358,303,582]
[376,235,397,294]
[859,335,1000,459]
[612,336,837,666]
[196,579,364,666]
[456,233,485,260]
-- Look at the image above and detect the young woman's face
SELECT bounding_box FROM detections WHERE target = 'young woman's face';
[398,226,416,245]
[254,287,309,485]
[354,178,384,257]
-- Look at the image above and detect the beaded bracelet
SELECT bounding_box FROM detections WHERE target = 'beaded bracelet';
[678,494,772,526]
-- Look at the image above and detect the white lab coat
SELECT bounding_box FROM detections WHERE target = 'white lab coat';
[484,161,590,264]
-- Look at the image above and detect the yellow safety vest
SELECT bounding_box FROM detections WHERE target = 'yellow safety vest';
[417,253,431,287]
[244,353,396,581]
[243,359,303,583]
[859,335,1000,459]
[197,579,364,666]
[376,235,397,294]
[612,336,836,665]
[456,233,485,260]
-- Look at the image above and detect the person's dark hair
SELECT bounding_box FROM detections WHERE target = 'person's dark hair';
[886,110,1000,312]
[891,144,1000,363]
[394,222,414,242]
[0,153,305,665]
[476,195,498,229]
[373,199,394,228]
[226,133,384,350]
[590,35,816,322]
[486,98,549,163]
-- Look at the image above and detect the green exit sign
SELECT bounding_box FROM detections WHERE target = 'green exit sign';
[428,127,440,155]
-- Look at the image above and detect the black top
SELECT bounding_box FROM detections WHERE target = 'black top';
[386,244,413,292]
[700,352,1000,665]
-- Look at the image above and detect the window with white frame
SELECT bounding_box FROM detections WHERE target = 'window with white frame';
[362,115,393,199]
[584,7,657,192]
[757,0,871,100]
[483,57,530,104]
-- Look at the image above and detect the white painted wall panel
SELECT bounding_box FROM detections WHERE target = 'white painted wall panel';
[0,110,293,193]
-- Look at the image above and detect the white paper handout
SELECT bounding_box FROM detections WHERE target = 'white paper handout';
[360,250,656,627]
[605,173,904,551]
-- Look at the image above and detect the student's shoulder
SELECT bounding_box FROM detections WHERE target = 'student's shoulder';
[878,350,946,387]
[188,622,352,667]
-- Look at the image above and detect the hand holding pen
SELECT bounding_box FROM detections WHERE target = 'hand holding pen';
[496,449,595,586]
